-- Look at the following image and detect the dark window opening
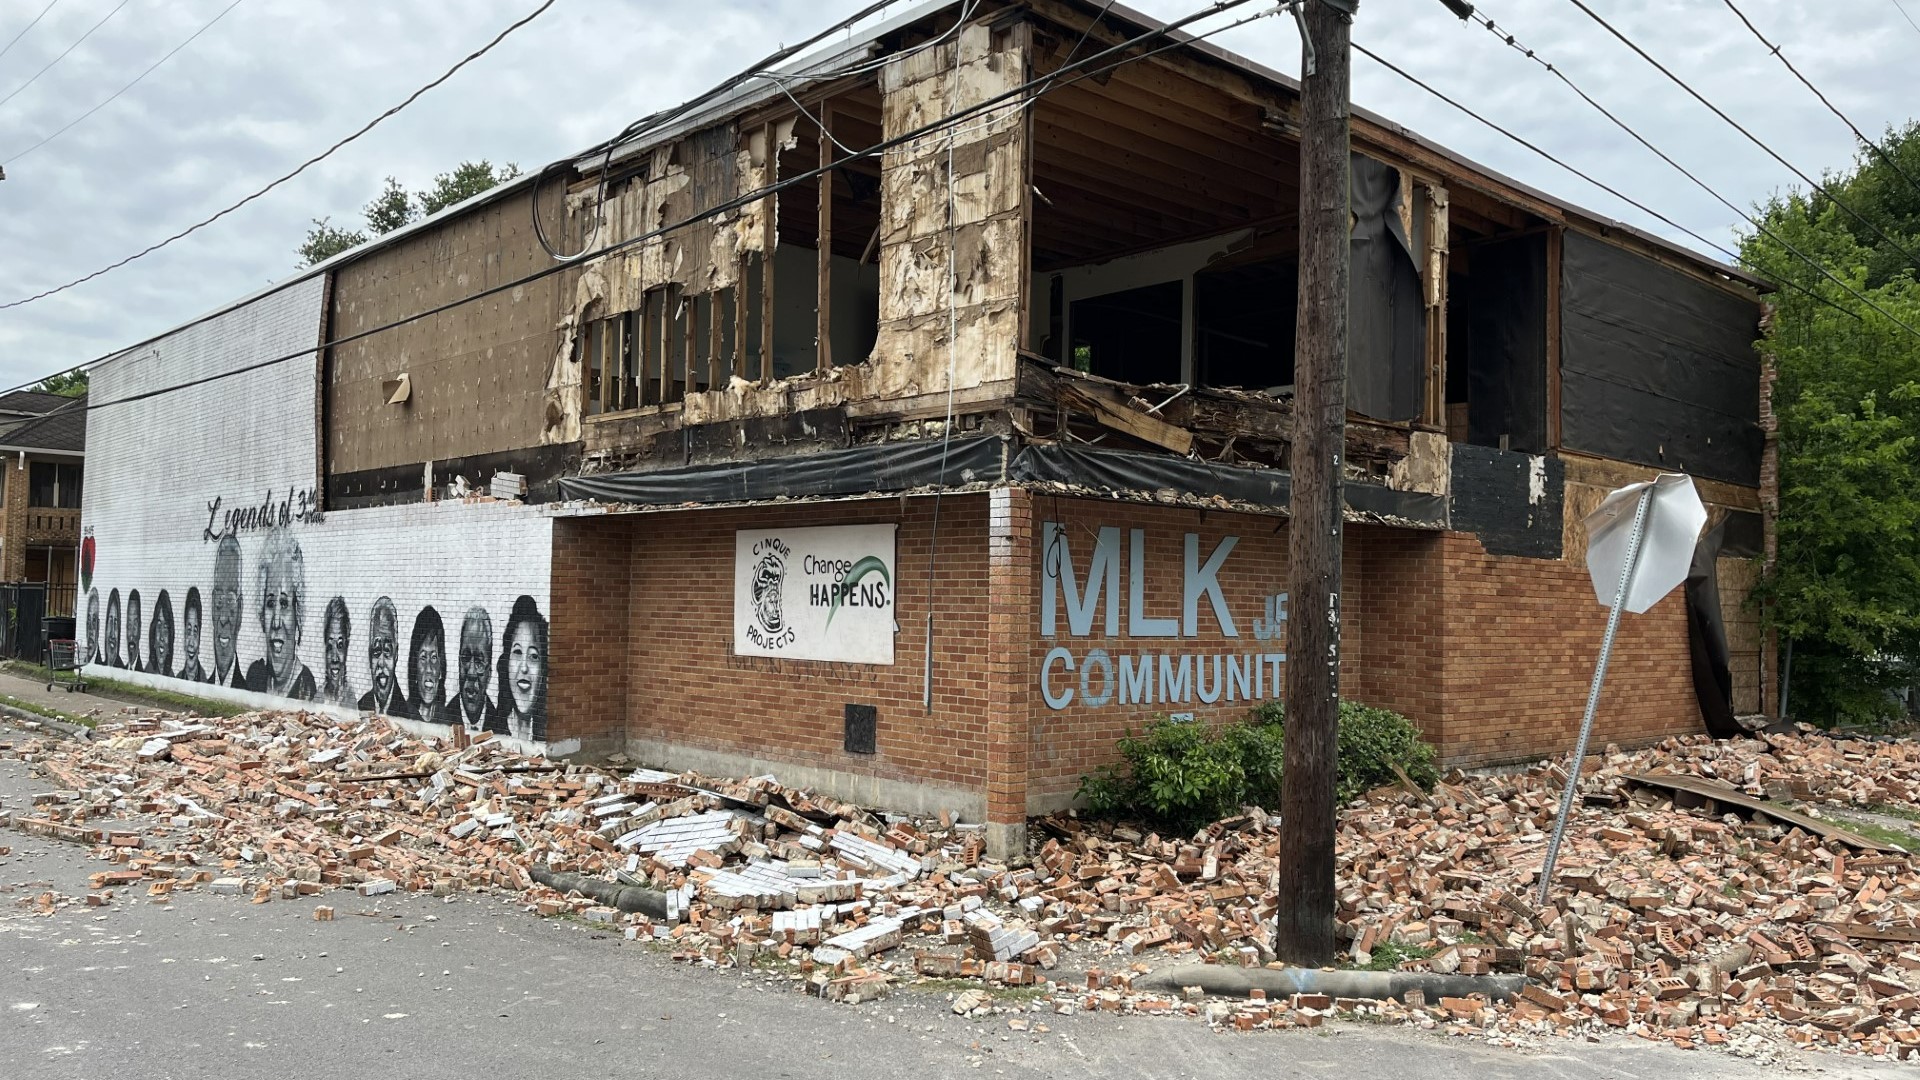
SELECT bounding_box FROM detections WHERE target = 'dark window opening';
[1195,258,1298,392]
[1451,232,1548,453]
[1068,281,1184,385]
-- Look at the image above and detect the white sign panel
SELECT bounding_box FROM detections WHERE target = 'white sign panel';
[734,525,897,665]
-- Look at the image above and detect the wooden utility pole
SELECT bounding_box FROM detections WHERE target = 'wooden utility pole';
[1277,0,1355,968]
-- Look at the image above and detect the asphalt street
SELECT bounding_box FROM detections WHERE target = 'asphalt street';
[0,741,1899,1080]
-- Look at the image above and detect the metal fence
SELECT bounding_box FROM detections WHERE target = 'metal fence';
[0,583,49,664]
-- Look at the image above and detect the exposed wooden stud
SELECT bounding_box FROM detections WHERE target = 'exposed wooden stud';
[595,318,610,415]
[761,123,778,386]
[683,287,698,400]
[1424,184,1450,429]
[1546,224,1564,449]
[817,103,835,373]
[708,290,724,390]
[1015,20,1036,353]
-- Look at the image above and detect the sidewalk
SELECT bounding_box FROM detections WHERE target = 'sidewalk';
[0,666,176,727]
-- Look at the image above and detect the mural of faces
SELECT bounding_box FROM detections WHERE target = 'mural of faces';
[408,605,447,725]
[211,533,243,685]
[85,589,100,667]
[322,597,352,706]
[180,587,206,682]
[125,588,143,673]
[89,529,550,744]
[149,589,175,678]
[104,588,123,668]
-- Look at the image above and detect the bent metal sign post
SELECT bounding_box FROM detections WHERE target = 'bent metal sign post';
[734,524,897,665]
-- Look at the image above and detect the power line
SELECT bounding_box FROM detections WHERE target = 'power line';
[5,0,250,166]
[1717,0,1920,202]
[1561,0,1920,275]
[1893,0,1920,39]
[0,0,133,111]
[0,0,560,310]
[36,0,1258,413]
[0,0,64,66]
[1349,40,1863,326]
[1443,10,1920,339]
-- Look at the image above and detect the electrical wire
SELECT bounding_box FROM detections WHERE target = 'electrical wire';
[0,0,64,66]
[1432,11,1920,338]
[1,0,560,309]
[1715,0,1920,202]
[4,0,250,166]
[0,0,133,111]
[34,0,1261,413]
[1893,0,1920,38]
[1560,0,1920,274]
[1349,40,1862,325]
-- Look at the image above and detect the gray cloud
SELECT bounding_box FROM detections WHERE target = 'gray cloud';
[0,0,1911,389]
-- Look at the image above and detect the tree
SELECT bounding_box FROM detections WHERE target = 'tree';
[33,370,88,397]
[1742,122,1920,726]
[297,160,520,267]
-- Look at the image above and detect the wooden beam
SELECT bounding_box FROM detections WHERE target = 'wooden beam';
[1545,225,1563,450]
[708,290,724,389]
[682,286,697,401]
[1060,383,1194,455]
[761,123,778,386]
[817,103,834,373]
[1423,185,1449,429]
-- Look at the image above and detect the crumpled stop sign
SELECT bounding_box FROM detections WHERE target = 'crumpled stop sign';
[1583,473,1707,615]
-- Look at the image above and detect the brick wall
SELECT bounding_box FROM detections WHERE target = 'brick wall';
[551,496,998,816]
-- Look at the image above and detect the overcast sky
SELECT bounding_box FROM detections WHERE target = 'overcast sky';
[0,0,1912,391]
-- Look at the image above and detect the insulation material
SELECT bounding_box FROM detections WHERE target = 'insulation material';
[875,21,1026,394]
[1348,153,1425,421]
[1465,234,1549,454]
[587,124,750,316]
[1559,230,1762,485]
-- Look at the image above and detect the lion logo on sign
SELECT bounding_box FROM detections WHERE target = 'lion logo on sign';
[751,550,786,636]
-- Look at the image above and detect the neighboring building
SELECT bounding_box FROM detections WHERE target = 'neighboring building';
[0,390,85,616]
[81,0,1773,859]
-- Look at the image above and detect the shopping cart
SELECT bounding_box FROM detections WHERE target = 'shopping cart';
[46,638,85,693]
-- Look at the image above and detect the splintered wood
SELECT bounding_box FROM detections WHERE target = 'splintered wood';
[6,713,1920,1059]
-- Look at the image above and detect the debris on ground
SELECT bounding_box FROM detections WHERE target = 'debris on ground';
[5,708,1920,1062]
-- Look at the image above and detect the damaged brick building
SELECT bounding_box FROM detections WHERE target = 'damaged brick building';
[81,0,1773,859]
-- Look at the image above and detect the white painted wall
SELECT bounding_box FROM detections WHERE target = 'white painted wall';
[1028,229,1251,380]
[80,276,559,748]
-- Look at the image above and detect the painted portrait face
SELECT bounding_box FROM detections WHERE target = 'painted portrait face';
[104,591,121,666]
[125,590,142,668]
[85,591,99,665]
[459,616,491,718]
[259,563,301,681]
[324,608,349,691]
[151,604,173,675]
[506,623,544,717]
[212,561,241,675]
[183,601,201,666]
[414,631,444,707]
[369,606,397,697]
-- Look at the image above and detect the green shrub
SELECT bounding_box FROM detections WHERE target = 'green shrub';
[1077,700,1437,829]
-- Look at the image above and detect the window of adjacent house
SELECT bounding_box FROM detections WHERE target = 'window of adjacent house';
[29,462,81,508]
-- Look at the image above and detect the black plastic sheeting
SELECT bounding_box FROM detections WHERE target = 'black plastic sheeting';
[1466,234,1549,453]
[1560,231,1762,486]
[557,435,1007,504]
[1448,444,1564,559]
[1007,444,1447,526]
[556,436,1449,528]
[1348,153,1426,422]
[1687,516,1743,738]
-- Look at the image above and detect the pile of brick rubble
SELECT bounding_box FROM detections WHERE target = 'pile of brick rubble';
[4,708,1920,1062]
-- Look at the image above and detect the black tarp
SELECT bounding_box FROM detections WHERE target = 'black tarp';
[1560,231,1762,486]
[557,435,1007,504]
[1348,153,1425,422]
[1686,517,1743,738]
[556,437,1449,528]
[1465,234,1549,453]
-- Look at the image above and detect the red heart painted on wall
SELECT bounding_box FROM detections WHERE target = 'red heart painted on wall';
[80,534,94,591]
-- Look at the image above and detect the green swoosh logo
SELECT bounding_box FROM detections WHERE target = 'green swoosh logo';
[826,555,892,629]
